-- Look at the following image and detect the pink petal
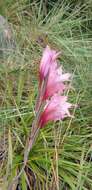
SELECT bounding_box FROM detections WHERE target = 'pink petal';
[39,45,59,82]
[39,94,72,128]
[44,83,65,99]
[42,65,70,100]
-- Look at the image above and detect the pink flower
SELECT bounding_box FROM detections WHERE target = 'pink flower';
[39,94,72,128]
[39,45,60,83]
[43,66,71,99]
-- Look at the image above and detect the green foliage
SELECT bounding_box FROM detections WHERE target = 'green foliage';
[0,0,92,189]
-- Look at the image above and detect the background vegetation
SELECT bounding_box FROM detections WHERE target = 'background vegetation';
[0,0,92,189]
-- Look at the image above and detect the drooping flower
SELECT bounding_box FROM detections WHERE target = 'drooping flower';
[43,65,71,100]
[39,94,73,128]
[39,45,60,83]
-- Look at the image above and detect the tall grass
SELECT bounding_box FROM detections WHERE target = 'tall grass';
[0,0,92,189]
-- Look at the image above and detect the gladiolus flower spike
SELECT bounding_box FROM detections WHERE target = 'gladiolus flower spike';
[38,45,74,128]
[23,45,75,168]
